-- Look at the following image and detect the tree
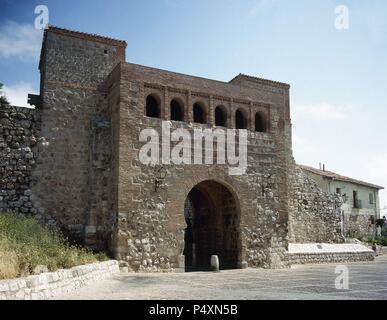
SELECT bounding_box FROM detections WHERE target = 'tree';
[0,83,10,107]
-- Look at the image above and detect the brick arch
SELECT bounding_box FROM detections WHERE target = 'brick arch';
[166,170,249,228]
[255,111,267,132]
[181,177,241,214]
[145,92,162,118]
[170,97,185,121]
[235,107,249,129]
[182,179,242,270]
[192,100,208,124]
[215,105,228,127]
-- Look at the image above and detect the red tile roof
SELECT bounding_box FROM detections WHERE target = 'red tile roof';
[229,73,290,89]
[299,164,384,190]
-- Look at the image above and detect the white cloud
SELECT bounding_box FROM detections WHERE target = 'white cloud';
[293,102,351,120]
[3,82,37,108]
[0,21,43,60]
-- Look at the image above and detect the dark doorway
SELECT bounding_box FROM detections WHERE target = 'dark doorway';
[183,181,240,271]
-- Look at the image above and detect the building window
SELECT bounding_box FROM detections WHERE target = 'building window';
[145,94,161,118]
[235,109,247,129]
[353,190,361,209]
[215,106,227,127]
[170,99,184,121]
[255,112,267,132]
[369,193,374,204]
[193,102,206,124]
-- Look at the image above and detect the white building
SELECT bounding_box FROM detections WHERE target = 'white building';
[300,165,384,239]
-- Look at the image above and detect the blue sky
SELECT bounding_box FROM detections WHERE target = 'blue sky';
[1,0,386,210]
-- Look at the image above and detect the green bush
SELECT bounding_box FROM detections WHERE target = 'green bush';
[0,213,109,279]
[366,234,387,246]
[378,236,387,246]
[382,225,387,237]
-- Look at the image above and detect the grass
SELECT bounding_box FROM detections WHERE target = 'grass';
[0,213,109,280]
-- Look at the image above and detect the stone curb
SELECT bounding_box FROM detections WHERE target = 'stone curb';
[0,260,120,300]
[288,252,375,265]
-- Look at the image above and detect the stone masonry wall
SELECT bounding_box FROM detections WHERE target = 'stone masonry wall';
[0,105,39,215]
[287,243,375,265]
[0,260,119,300]
[288,164,344,243]
[344,213,373,239]
[288,251,374,265]
[30,27,126,247]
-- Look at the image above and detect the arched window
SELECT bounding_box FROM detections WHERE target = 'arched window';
[170,99,184,121]
[235,109,247,129]
[255,112,267,132]
[193,102,206,124]
[215,106,227,127]
[145,94,160,118]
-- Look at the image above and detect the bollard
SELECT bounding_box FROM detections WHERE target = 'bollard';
[210,255,220,272]
[238,260,248,269]
[178,255,185,269]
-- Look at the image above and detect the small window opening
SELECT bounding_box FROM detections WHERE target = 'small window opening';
[170,99,184,121]
[235,109,246,129]
[193,103,206,124]
[255,112,267,132]
[215,106,227,127]
[145,95,160,118]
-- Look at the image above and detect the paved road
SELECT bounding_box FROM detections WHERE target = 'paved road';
[55,255,387,300]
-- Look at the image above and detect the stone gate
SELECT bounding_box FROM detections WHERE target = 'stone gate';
[0,25,349,272]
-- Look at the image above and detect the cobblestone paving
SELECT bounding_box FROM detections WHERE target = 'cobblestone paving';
[55,256,387,300]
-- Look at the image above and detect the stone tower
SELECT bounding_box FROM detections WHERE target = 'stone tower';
[31,26,127,249]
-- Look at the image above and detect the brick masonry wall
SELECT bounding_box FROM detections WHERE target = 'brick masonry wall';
[110,62,292,271]
[0,105,40,216]
[0,260,119,300]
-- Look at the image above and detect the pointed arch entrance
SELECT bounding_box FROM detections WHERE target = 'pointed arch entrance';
[183,180,241,271]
